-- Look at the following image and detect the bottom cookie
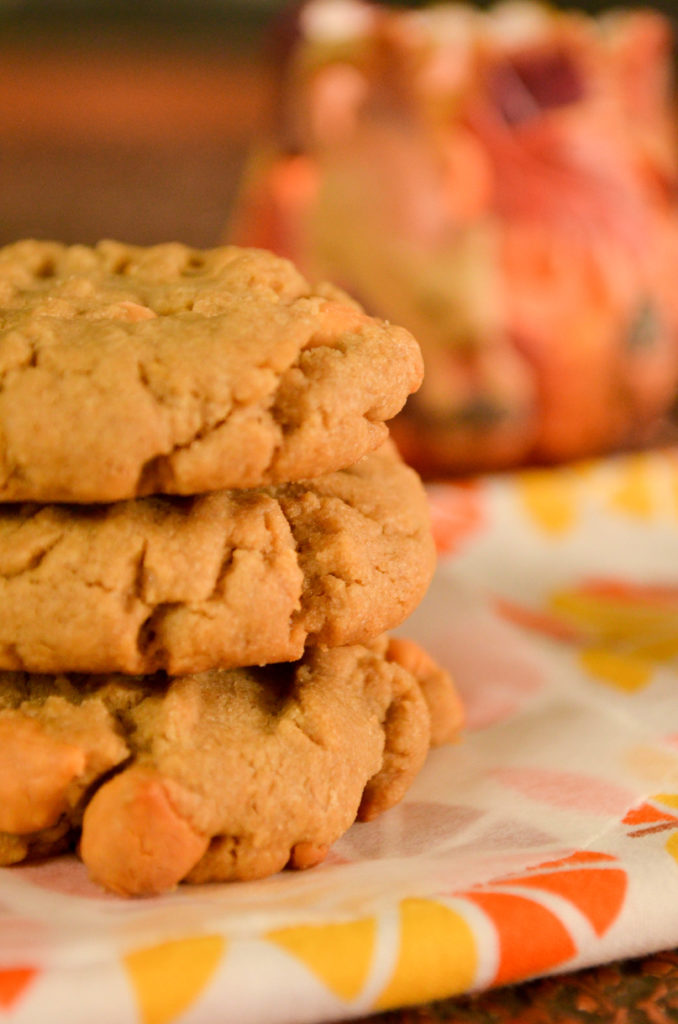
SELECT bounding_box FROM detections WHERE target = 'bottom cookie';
[0,636,462,896]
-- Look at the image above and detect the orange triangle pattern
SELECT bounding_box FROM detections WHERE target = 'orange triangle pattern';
[0,967,38,1010]
[459,850,627,987]
[465,892,576,985]
[624,802,678,826]
[533,851,617,869]
[493,867,627,937]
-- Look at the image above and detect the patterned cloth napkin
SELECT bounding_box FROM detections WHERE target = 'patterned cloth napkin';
[2,447,678,1024]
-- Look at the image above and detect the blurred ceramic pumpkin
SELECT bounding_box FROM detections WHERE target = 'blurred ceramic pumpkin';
[230,0,678,473]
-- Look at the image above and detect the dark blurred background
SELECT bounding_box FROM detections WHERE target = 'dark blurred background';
[0,0,676,248]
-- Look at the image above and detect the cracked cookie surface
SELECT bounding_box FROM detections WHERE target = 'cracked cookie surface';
[0,636,463,895]
[0,240,423,502]
[0,441,435,674]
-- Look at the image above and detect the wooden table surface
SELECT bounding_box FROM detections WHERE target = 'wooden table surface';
[350,950,678,1023]
[1,15,676,1022]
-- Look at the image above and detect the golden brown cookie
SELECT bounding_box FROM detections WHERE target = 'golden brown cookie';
[0,441,435,674]
[0,637,462,895]
[0,239,423,502]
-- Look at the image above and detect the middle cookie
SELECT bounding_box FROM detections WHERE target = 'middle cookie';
[0,441,435,674]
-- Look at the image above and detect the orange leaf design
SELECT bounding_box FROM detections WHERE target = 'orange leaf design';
[624,795,678,839]
[459,850,626,986]
[493,865,626,937]
[624,801,678,826]
[534,851,617,867]
[465,891,575,985]
[0,967,38,1010]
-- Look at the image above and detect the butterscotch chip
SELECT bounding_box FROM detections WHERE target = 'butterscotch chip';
[0,239,423,502]
[0,638,462,895]
[0,441,434,674]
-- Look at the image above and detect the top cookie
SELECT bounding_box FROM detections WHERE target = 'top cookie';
[0,240,423,502]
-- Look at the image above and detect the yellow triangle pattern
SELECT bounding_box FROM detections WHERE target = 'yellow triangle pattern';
[579,648,653,693]
[267,918,376,1001]
[516,470,578,535]
[374,899,476,1011]
[548,586,678,691]
[515,452,674,533]
[654,793,678,811]
[670,457,678,518]
[666,830,678,864]
[550,589,678,644]
[609,455,654,519]
[123,935,226,1024]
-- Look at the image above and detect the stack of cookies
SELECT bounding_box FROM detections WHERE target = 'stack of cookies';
[0,240,462,896]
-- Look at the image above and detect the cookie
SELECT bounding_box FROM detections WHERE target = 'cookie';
[0,636,463,895]
[0,240,423,502]
[0,441,434,674]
